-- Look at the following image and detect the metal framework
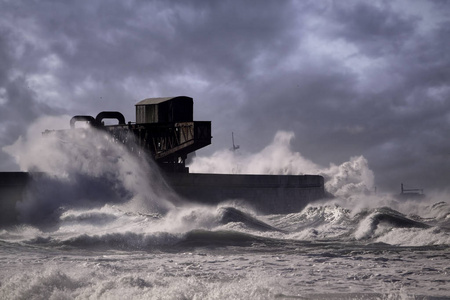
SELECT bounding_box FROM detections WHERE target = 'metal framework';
[45,111,211,173]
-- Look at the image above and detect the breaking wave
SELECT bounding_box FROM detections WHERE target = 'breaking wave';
[1,118,448,251]
[3,115,180,227]
[1,201,447,252]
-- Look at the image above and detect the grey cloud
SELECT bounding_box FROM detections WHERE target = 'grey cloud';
[0,30,60,167]
[1,0,449,193]
[327,2,419,57]
[226,1,450,191]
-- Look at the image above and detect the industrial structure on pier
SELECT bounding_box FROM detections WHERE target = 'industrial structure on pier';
[53,96,212,173]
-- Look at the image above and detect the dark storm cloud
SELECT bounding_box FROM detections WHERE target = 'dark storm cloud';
[0,30,60,169]
[0,0,298,165]
[327,2,419,57]
[231,1,450,191]
[1,0,449,192]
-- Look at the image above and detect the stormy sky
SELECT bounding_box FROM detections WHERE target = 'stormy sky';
[0,0,449,193]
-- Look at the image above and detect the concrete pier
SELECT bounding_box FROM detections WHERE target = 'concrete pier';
[0,172,325,226]
[165,173,324,214]
[0,172,31,225]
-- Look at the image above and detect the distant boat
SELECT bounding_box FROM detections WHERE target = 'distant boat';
[397,183,425,200]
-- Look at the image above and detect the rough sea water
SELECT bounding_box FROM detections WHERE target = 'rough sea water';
[1,118,449,300]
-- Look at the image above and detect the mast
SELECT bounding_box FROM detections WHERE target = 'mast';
[231,132,240,151]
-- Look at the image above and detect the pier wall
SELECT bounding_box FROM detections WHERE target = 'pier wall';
[165,173,325,214]
[0,172,30,225]
[0,172,326,226]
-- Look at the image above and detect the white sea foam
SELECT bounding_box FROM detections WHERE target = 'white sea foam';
[1,247,448,299]
[374,226,450,246]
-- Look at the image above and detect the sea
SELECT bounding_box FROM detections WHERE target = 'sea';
[1,122,449,299]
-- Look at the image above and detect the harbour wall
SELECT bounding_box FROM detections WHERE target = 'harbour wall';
[165,173,325,214]
[0,172,326,226]
[0,172,30,225]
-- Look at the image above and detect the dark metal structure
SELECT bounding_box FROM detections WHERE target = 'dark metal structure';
[398,183,425,199]
[401,183,424,195]
[46,96,212,172]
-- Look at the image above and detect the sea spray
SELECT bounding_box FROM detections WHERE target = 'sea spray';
[188,131,320,175]
[188,130,375,197]
[3,115,180,226]
[323,155,374,197]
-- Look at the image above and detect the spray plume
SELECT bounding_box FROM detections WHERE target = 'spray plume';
[3,115,178,226]
[3,120,376,228]
[189,131,375,198]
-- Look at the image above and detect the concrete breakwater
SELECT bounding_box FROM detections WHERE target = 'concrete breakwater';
[165,173,325,214]
[0,172,30,226]
[0,172,325,226]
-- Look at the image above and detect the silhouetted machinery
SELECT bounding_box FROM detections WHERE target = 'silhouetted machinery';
[51,96,211,172]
